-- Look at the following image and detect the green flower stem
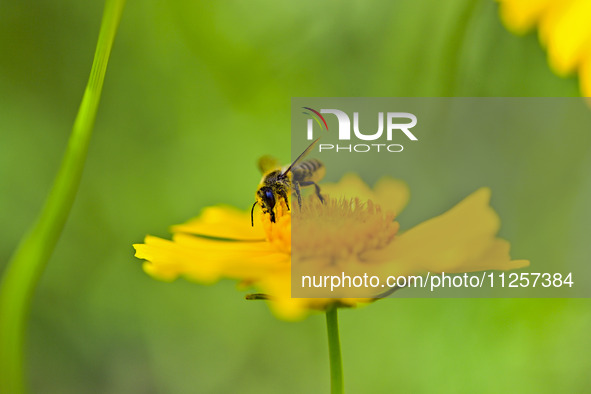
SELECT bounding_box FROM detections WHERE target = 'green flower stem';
[0,1,125,392]
[326,307,344,394]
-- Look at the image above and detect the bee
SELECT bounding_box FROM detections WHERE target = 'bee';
[251,139,325,226]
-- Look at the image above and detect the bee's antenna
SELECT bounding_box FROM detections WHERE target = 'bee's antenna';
[250,201,258,227]
[280,138,320,179]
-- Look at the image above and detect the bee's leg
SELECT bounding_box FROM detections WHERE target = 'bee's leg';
[278,188,290,211]
[293,181,302,208]
[299,181,324,203]
[314,183,325,203]
[284,196,291,212]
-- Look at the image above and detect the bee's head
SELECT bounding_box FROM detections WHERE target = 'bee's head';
[253,187,277,226]
[257,186,276,212]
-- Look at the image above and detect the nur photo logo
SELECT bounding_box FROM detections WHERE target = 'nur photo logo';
[301,106,418,153]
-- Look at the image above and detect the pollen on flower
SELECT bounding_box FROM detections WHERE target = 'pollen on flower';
[292,196,399,261]
[261,198,291,254]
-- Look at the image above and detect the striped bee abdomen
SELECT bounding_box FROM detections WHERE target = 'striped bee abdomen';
[292,159,326,184]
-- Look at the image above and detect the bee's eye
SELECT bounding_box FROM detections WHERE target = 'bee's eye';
[265,189,276,208]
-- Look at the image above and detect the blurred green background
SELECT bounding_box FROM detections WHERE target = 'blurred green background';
[1,0,589,393]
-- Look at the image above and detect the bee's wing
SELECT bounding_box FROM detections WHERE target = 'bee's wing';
[281,138,319,178]
[258,155,281,174]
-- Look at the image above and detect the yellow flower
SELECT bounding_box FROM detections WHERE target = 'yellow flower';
[133,174,528,320]
[497,0,591,95]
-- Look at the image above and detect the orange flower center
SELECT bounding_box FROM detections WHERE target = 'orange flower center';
[260,195,399,260]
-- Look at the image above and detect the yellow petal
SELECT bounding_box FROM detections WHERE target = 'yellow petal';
[365,188,528,275]
[256,270,310,321]
[462,239,529,272]
[134,235,222,283]
[537,0,575,47]
[373,176,410,216]
[579,42,591,96]
[321,173,373,198]
[172,205,266,240]
[543,0,591,75]
[134,234,286,283]
[321,174,409,215]
[256,269,370,321]
[497,0,553,34]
